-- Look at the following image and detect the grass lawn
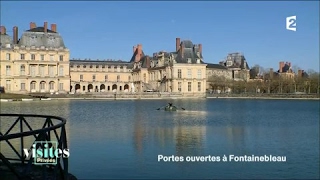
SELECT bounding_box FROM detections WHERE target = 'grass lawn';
[0,93,33,99]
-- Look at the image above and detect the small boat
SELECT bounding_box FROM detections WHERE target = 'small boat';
[164,105,177,111]
[157,103,184,111]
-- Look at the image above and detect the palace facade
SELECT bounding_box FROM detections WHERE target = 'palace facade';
[69,59,132,93]
[130,39,207,96]
[1,21,255,96]
[0,22,70,94]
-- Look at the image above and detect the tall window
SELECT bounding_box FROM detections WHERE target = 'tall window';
[92,75,96,82]
[20,54,25,60]
[178,82,182,92]
[59,66,64,76]
[105,75,108,82]
[59,55,63,61]
[31,54,35,60]
[30,81,36,91]
[6,80,11,91]
[198,82,201,91]
[40,81,45,90]
[6,53,10,60]
[187,69,192,78]
[41,55,45,61]
[188,82,192,92]
[143,73,146,82]
[21,83,26,90]
[50,55,54,61]
[197,69,202,79]
[49,66,54,77]
[80,75,83,82]
[49,82,54,90]
[40,66,45,76]
[6,65,11,76]
[128,76,131,82]
[178,69,182,78]
[59,83,64,91]
[30,66,36,77]
[117,75,120,82]
[20,65,25,75]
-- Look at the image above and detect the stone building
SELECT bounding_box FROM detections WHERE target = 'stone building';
[277,61,295,79]
[131,38,207,96]
[0,22,70,94]
[206,63,232,87]
[1,21,263,97]
[69,59,132,93]
[219,52,250,81]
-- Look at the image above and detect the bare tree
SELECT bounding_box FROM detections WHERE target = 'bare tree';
[291,65,301,74]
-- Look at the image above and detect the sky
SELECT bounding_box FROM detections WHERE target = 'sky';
[1,1,319,72]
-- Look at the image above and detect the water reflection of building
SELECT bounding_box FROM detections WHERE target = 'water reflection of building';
[174,126,206,156]
[226,126,245,141]
[132,104,146,154]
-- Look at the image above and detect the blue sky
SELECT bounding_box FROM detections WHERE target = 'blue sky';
[1,1,319,72]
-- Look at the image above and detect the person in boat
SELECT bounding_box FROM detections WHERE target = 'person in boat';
[165,103,177,111]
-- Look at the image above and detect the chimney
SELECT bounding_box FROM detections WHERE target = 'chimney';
[0,26,6,34]
[51,23,57,32]
[181,42,184,57]
[44,22,48,33]
[135,44,142,62]
[13,26,18,44]
[279,62,284,73]
[176,37,180,52]
[198,44,202,54]
[138,44,142,55]
[30,22,36,29]
[133,46,137,54]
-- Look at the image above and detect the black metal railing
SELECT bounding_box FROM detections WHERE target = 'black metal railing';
[0,114,69,180]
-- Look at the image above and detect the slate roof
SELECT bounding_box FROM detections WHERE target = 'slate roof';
[70,59,132,68]
[206,63,228,70]
[302,72,309,78]
[175,40,204,64]
[279,64,291,73]
[0,34,13,48]
[18,26,66,48]
[130,48,146,63]
[224,52,250,69]
[27,27,56,33]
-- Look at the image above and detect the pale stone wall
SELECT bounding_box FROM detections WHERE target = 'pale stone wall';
[0,46,70,93]
[70,62,132,93]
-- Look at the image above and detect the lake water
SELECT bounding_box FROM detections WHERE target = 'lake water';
[0,98,319,179]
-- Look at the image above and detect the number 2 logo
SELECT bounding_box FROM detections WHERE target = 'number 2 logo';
[286,16,297,31]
